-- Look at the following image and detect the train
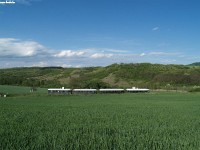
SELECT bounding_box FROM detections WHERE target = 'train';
[48,87,149,95]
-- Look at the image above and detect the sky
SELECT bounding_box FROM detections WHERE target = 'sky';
[0,0,200,68]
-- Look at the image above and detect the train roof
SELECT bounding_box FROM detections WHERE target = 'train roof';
[48,88,71,91]
[73,89,97,91]
[126,88,149,91]
[99,89,124,91]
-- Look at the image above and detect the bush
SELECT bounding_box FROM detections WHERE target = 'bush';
[189,88,200,92]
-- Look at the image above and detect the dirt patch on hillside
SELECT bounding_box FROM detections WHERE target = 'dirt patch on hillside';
[102,74,131,88]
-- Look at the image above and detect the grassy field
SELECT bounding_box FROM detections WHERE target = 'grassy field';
[0,87,200,149]
[0,85,47,95]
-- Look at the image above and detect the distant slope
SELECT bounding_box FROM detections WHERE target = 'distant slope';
[1,63,200,89]
[188,62,200,66]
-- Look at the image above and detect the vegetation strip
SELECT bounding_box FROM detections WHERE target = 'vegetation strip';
[1,93,200,149]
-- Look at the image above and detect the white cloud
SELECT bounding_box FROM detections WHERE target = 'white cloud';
[122,52,178,58]
[148,52,179,56]
[32,61,48,67]
[80,48,128,54]
[100,48,128,53]
[61,64,72,68]
[0,38,45,57]
[53,50,86,58]
[0,37,195,68]
[90,53,113,59]
[74,65,82,68]
[140,53,146,57]
[152,27,159,31]
[161,59,177,64]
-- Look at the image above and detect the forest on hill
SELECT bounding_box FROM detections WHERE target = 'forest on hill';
[0,63,200,91]
[188,62,200,66]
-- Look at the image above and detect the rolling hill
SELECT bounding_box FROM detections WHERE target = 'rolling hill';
[0,63,200,90]
[188,62,200,66]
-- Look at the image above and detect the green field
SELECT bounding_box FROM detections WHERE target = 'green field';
[0,85,47,95]
[0,87,200,149]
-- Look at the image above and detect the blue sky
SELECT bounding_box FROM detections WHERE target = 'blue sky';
[0,0,200,68]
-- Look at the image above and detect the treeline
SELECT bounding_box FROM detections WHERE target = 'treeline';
[188,62,200,66]
[0,63,200,90]
[0,67,63,88]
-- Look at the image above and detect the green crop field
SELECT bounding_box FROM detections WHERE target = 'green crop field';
[0,87,200,149]
[0,85,47,95]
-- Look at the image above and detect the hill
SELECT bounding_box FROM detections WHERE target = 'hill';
[188,62,200,66]
[0,63,200,90]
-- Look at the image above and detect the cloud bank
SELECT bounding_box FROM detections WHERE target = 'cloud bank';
[0,38,194,68]
[0,38,45,57]
[54,50,86,58]
[90,53,113,59]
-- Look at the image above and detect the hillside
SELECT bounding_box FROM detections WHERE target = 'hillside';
[188,62,200,66]
[1,63,200,90]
